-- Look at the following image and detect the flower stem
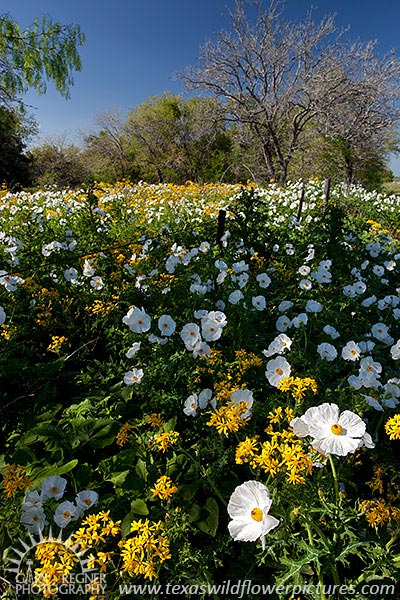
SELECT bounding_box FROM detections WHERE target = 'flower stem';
[304,520,327,600]
[328,453,339,505]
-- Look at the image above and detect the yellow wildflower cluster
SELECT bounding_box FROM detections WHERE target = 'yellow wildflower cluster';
[33,540,79,598]
[151,430,180,452]
[115,423,133,447]
[151,475,178,500]
[153,273,178,290]
[85,299,115,316]
[235,408,316,484]
[366,219,390,236]
[118,519,171,580]
[385,414,400,440]
[72,511,121,551]
[47,335,68,353]
[207,402,250,435]
[278,376,318,402]
[196,349,262,402]
[144,413,165,429]
[2,464,30,497]
[366,466,385,495]
[359,498,400,527]
[0,324,14,339]
[87,551,112,573]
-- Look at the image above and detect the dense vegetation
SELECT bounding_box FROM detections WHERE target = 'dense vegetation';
[0,180,399,599]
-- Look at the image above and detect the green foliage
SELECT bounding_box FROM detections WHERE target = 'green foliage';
[0,180,399,599]
[0,13,84,104]
[0,105,31,187]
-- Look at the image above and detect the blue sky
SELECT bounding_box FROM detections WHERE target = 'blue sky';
[2,0,400,174]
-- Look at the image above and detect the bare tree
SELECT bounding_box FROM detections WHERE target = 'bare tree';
[181,0,400,185]
[82,109,134,181]
[315,41,400,184]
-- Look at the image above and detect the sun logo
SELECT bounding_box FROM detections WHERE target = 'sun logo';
[6,527,103,597]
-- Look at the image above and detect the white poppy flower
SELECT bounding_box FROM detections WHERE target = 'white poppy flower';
[290,402,370,456]
[76,490,99,511]
[126,342,141,358]
[252,295,266,311]
[256,273,272,288]
[198,388,216,409]
[22,490,42,509]
[41,476,67,501]
[228,481,279,550]
[0,306,5,325]
[276,315,292,332]
[201,318,223,342]
[317,343,337,361]
[90,276,104,290]
[54,501,77,528]
[278,300,292,312]
[21,505,48,533]
[230,389,254,419]
[341,341,361,361]
[229,290,244,304]
[390,339,400,360]
[323,325,340,340]
[306,300,323,313]
[123,368,144,385]
[291,313,308,328]
[192,341,211,358]
[180,323,201,350]
[83,259,96,277]
[122,306,151,333]
[158,314,176,337]
[265,356,291,387]
[184,394,198,416]
[64,268,79,283]
[263,334,292,357]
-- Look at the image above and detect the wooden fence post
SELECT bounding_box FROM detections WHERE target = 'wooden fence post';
[216,209,226,248]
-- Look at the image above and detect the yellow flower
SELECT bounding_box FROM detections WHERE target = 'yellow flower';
[115,423,132,446]
[235,436,259,464]
[47,335,68,353]
[145,413,165,429]
[207,402,250,435]
[152,430,180,452]
[2,464,30,497]
[278,376,318,402]
[385,414,400,440]
[118,519,171,580]
[150,475,178,500]
[359,498,400,527]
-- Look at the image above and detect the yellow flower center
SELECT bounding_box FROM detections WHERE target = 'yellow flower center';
[276,367,283,375]
[251,507,263,522]
[50,486,58,494]
[63,511,71,519]
[331,423,343,435]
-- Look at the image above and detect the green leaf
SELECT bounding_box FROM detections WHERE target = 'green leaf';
[135,458,147,481]
[130,498,149,516]
[28,459,78,486]
[120,511,135,538]
[106,470,130,486]
[121,386,133,402]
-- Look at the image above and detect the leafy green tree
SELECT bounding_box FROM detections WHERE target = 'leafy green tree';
[125,94,233,183]
[0,13,84,104]
[0,105,32,187]
[30,135,90,188]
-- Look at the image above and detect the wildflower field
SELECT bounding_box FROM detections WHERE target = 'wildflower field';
[0,180,400,600]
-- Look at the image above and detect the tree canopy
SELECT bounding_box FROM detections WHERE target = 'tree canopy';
[0,13,84,105]
[181,0,400,185]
